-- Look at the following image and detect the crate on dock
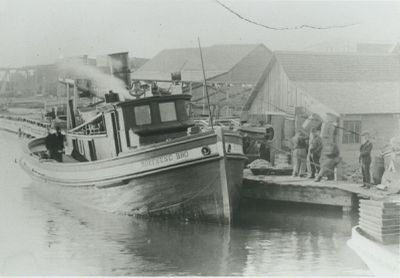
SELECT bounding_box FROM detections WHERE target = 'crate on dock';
[358,199,400,244]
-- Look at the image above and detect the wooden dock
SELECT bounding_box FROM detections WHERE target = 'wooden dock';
[242,169,399,213]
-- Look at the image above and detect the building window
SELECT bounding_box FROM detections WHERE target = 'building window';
[342,120,361,144]
[159,102,177,122]
[134,105,151,125]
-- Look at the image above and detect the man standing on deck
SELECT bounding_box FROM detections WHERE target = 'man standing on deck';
[292,130,307,177]
[53,126,65,162]
[359,131,373,188]
[308,128,323,179]
[45,128,55,159]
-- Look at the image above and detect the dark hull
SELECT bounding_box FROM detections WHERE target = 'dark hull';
[21,129,246,224]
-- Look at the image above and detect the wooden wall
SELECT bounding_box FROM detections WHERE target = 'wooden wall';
[338,114,400,166]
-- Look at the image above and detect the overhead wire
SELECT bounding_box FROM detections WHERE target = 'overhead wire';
[214,0,359,31]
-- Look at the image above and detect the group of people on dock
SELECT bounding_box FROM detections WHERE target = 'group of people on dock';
[291,128,373,188]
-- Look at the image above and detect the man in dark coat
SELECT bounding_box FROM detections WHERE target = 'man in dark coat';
[44,129,55,159]
[308,128,323,179]
[45,126,64,162]
[53,126,65,162]
[360,131,373,188]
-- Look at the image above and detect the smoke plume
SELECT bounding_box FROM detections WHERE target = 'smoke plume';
[57,58,132,100]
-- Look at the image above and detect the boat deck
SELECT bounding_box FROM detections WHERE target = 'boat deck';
[62,154,79,163]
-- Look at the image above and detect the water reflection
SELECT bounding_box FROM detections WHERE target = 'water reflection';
[0,131,371,276]
[235,200,368,276]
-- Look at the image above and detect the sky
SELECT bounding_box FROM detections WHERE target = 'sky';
[0,0,399,67]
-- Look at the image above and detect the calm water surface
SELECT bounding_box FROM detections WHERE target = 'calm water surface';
[0,131,371,276]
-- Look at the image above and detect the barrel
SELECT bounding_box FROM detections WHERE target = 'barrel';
[302,113,322,133]
[284,118,295,140]
[334,159,346,181]
[274,153,291,168]
[321,122,336,140]
[325,113,338,123]
[372,155,385,185]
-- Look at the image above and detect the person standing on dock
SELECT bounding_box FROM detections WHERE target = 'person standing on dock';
[292,130,307,177]
[359,131,373,188]
[308,128,323,179]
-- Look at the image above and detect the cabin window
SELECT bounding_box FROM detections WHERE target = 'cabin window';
[342,120,361,144]
[159,102,177,122]
[134,105,151,125]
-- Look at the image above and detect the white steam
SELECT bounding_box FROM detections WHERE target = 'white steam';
[57,59,132,100]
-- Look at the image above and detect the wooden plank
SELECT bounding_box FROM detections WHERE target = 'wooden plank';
[242,181,353,207]
[359,219,400,233]
[360,199,400,208]
[359,208,400,220]
[359,227,400,244]
[359,209,400,220]
[360,212,400,225]
[359,206,400,216]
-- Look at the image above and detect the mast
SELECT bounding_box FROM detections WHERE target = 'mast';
[58,78,76,129]
[198,37,214,129]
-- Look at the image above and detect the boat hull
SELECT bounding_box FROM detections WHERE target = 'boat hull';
[20,129,246,224]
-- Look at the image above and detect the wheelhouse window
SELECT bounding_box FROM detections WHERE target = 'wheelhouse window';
[134,105,151,125]
[342,120,361,144]
[159,102,177,122]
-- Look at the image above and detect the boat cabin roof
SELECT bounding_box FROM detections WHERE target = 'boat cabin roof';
[116,94,191,108]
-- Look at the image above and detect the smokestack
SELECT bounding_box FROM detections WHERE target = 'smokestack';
[108,52,130,88]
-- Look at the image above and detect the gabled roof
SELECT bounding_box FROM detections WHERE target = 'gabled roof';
[275,51,400,82]
[132,44,270,82]
[274,51,400,115]
[296,81,400,115]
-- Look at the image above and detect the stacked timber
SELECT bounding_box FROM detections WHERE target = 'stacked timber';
[359,199,400,244]
[274,153,291,169]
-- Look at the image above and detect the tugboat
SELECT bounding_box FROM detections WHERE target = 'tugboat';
[19,81,246,224]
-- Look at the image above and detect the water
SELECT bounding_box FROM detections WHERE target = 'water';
[0,131,371,276]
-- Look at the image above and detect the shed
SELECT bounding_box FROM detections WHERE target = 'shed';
[132,44,273,118]
[244,50,400,165]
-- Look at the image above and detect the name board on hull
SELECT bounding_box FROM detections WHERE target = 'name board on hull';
[140,150,190,168]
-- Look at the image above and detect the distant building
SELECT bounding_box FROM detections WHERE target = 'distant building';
[243,50,400,165]
[132,44,273,118]
[305,40,396,54]
[0,53,149,98]
[356,43,394,54]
